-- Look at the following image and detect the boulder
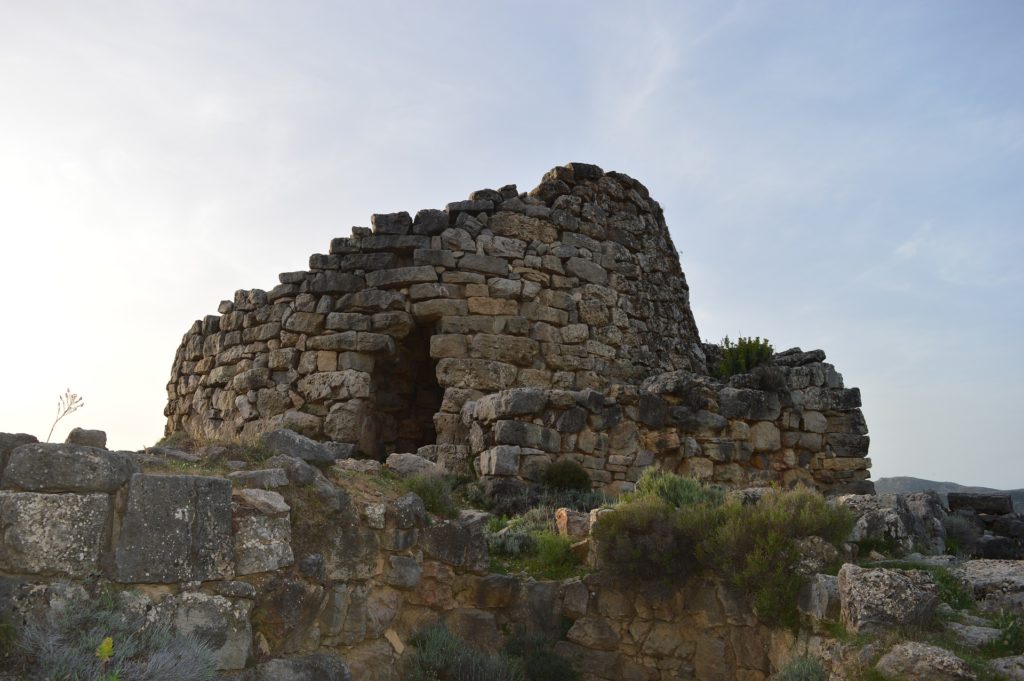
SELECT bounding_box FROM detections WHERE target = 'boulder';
[904,490,949,555]
[262,429,337,464]
[946,622,1002,649]
[154,591,253,670]
[798,573,840,623]
[1,442,138,493]
[65,427,107,449]
[115,474,234,583]
[838,564,939,632]
[235,488,290,515]
[954,560,1024,615]
[990,655,1024,681]
[244,653,352,681]
[875,642,975,680]
[0,491,111,577]
[832,493,915,555]
[555,508,590,540]
[385,452,441,479]
[566,616,620,651]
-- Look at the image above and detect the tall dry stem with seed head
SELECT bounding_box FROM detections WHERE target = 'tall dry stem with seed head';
[46,388,84,442]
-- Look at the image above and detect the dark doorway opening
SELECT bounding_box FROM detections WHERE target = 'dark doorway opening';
[370,323,444,456]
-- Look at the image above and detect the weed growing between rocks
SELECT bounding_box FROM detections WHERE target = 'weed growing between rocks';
[19,588,218,681]
[406,474,458,518]
[774,656,826,681]
[714,336,774,379]
[625,468,724,508]
[487,508,583,580]
[403,624,524,681]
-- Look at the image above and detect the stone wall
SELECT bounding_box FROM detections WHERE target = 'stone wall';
[0,434,783,681]
[468,348,871,495]
[166,163,706,459]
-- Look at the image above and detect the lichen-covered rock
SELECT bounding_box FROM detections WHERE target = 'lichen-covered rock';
[954,559,1024,615]
[244,653,353,681]
[0,492,111,577]
[798,573,840,623]
[567,616,620,650]
[838,564,939,632]
[1,442,138,493]
[875,642,975,680]
[65,427,107,449]
[234,514,294,575]
[323,524,380,580]
[153,591,253,670]
[228,467,290,489]
[262,429,337,464]
[990,655,1024,681]
[253,576,327,653]
[0,433,37,476]
[833,493,916,555]
[114,474,234,583]
[385,452,440,478]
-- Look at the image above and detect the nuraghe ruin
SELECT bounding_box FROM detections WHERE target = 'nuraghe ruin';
[166,162,871,495]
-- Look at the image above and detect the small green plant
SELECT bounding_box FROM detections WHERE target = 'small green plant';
[406,473,458,518]
[627,468,724,509]
[47,388,84,442]
[980,610,1024,658]
[20,588,218,681]
[775,655,826,681]
[403,623,525,681]
[543,459,592,491]
[715,335,774,379]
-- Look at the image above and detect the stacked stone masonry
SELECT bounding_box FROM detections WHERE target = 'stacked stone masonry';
[0,436,788,681]
[166,163,870,494]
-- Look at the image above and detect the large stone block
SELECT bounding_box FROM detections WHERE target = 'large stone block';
[234,514,294,576]
[115,474,234,583]
[838,564,938,633]
[493,420,560,453]
[323,524,380,580]
[0,491,111,577]
[0,433,37,477]
[435,358,518,390]
[1,442,138,493]
[155,591,253,670]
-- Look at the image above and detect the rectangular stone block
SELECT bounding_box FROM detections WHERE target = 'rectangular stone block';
[493,420,560,453]
[479,446,521,476]
[115,474,234,583]
[0,491,112,577]
[366,266,438,289]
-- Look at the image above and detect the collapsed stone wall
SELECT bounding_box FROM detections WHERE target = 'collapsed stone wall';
[469,347,871,495]
[0,434,782,681]
[165,162,871,494]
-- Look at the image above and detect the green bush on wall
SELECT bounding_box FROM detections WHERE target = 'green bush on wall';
[715,335,774,379]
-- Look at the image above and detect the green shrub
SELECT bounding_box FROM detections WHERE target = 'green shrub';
[775,656,826,681]
[537,487,608,513]
[504,630,580,681]
[407,473,457,518]
[628,469,724,509]
[20,589,218,681]
[543,459,592,491]
[698,487,854,628]
[487,509,583,580]
[715,335,774,379]
[403,623,525,681]
[593,499,703,582]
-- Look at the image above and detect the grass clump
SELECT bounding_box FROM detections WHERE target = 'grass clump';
[980,610,1024,658]
[403,623,524,681]
[406,473,458,518]
[714,335,774,379]
[487,508,583,580]
[20,588,218,681]
[775,656,826,681]
[626,468,723,508]
[542,459,592,491]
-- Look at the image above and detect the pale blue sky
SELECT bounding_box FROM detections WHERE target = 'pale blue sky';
[1,1,1021,486]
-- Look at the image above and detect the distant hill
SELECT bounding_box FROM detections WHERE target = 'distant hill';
[875,476,1024,509]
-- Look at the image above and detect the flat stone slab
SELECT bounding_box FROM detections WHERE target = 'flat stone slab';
[1,442,138,493]
[0,491,111,577]
[114,474,234,583]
